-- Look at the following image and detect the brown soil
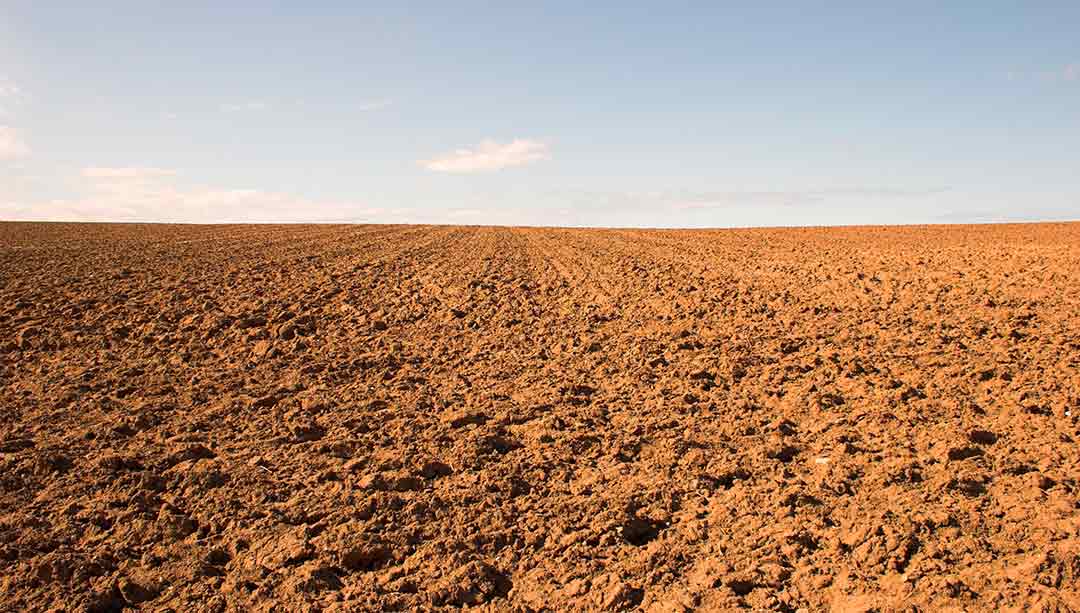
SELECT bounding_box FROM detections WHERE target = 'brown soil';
[1,222,1079,612]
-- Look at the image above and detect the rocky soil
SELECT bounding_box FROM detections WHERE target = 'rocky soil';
[1,222,1078,612]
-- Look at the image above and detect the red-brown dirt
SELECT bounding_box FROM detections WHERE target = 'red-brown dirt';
[1,222,1078,612]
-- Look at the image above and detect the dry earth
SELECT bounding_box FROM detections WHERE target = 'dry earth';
[1,222,1079,612]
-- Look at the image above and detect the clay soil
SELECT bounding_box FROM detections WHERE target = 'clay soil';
[1,222,1079,612]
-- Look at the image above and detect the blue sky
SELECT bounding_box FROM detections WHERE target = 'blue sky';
[1,2,1078,226]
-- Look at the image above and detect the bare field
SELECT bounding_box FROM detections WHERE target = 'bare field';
[2,222,1079,612]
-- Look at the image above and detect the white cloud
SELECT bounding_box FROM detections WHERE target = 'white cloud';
[0,167,387,223]
[0,125,29,160]
[221,101,270,113]
[421,139,550,173]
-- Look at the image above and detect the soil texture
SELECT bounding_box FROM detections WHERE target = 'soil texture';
[1,222,1079,612]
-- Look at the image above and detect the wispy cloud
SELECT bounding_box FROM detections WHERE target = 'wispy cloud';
[0,125,30,160]
[0,166,386,223]
[421,139,550,173]
[221,101,270,113]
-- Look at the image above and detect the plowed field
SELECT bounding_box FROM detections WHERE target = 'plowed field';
[2,222,1079,612]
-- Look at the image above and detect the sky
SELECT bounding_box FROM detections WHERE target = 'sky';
[1,2,1078,227]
